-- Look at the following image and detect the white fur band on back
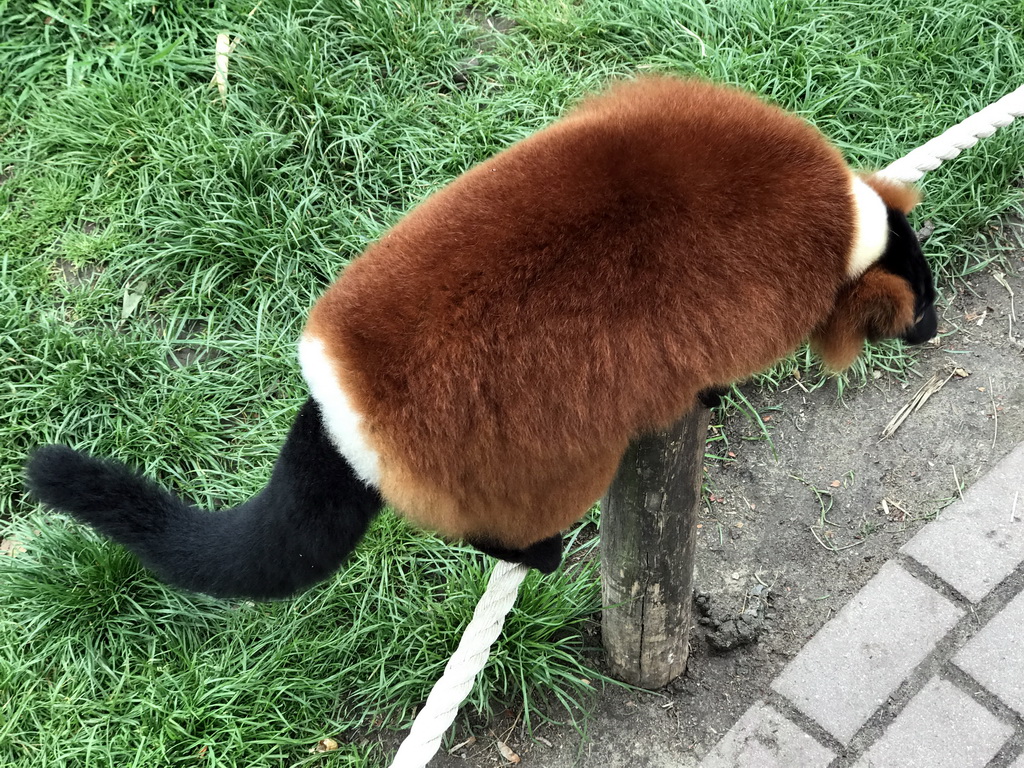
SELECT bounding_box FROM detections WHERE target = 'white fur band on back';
[298,335,382,487]
[847,175,889,278]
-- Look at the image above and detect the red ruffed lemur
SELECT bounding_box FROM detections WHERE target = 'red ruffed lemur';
[26,76,937,599]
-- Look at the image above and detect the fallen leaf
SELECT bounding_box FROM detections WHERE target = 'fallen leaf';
[309,738,338,753]
[495,738,520,764]
[121,280,148,321]
[830,480,841,488]
[0,538,26,556]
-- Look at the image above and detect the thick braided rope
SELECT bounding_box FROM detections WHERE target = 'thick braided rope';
[388,560,529,768]
[879,83,1024,184]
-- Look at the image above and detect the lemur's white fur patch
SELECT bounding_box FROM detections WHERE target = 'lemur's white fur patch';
[847,175,889,278]
[299,335,382,487]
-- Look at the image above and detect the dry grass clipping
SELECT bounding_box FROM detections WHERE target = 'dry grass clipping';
[881,367,968,439]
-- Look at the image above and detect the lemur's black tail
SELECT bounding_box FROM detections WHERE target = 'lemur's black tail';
[24,397,383,600]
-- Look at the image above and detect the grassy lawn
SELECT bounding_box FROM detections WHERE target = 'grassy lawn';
[2,1,1024,765]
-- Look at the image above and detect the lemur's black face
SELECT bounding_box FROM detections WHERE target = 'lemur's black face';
[879,207,937,345]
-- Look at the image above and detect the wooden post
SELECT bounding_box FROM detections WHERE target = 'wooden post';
[600,406,710,688]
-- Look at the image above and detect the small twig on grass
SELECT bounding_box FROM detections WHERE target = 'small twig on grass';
[448,735,477,754]
[211,3,262,102]
[953,466,965,502]
[212,33,232,102]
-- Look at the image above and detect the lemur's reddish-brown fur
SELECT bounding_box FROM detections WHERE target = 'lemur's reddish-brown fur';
[305,76,920,549]
[860,173,922,214]
[810,270,917,370]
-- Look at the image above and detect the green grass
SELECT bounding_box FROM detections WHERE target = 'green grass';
[2,0,1024,765]
[0,513,601,766]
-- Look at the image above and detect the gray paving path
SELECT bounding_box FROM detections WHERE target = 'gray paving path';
[700,442,1024,768]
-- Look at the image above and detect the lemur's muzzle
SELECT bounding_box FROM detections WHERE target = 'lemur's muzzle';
[902,305,938,345]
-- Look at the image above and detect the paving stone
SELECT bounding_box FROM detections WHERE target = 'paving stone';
[902,443,1024,602]
[771,561,962,744]
[700,701,835,768]
[851,677,1012,768]
[954,588,1024,716]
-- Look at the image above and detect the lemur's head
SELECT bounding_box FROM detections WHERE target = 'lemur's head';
[811,175,937,370]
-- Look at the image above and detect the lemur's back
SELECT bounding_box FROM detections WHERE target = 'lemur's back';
[303,77,858,548]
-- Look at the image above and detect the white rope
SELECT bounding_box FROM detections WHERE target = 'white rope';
[879,83,1024,184]
[388,560,529,768]
[385,80,1024,768]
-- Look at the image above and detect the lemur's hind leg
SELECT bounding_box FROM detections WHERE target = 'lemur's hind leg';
[469,533,563,574]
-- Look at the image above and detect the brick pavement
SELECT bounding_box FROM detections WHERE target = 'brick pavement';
[700,443,1024,768]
